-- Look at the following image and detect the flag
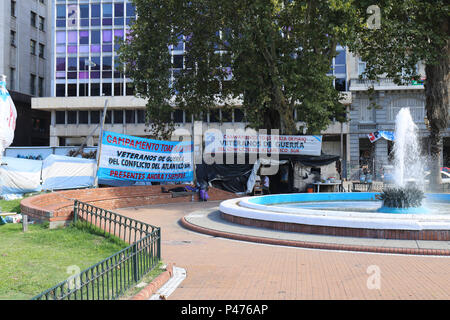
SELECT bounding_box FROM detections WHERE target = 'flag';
[368,131,381,143]
[0,77,17,151]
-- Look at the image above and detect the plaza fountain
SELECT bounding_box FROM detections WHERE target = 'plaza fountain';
[219,108,450,240]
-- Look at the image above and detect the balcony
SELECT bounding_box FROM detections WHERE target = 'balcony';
[349,78,424,91]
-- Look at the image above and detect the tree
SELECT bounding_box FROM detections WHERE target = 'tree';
[118,0,355,138]
[346,0,449,187]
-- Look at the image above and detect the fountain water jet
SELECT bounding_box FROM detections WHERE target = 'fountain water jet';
[392,108,426,189]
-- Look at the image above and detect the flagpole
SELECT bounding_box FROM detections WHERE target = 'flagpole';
[94,98,109,188]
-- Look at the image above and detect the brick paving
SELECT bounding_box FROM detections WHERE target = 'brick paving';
[117,201,450,300]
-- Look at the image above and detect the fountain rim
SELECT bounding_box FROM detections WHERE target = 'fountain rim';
[238,192,450,219]
[219,192,450,232]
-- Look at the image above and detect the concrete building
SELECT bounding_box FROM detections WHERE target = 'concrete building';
[30,0,353,172]
[347,53,450,180]
[0,0,52,146]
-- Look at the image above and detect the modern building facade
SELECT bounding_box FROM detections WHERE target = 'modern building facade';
[0,0,52,146]
[31,0,352,169]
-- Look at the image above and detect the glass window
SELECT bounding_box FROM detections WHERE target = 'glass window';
[173,109,184,123]
[56,84,65,97]
[67,84,77,97]
[91,83,100,96]
[113,110,123,124]
[80,30,89,44]
[79,111,88,124]
[115,3,124,17]
[90,111,100,124]
[125,110,135,123]
[68,31,77,44]
[91,4,100,17]
[56,31,66,44]
[209,109,220,122]
[137,110,146,123]
[102,83,112,96]
[30,40,36,55]
[91,30,100,44]
[56,111,65,124]
[222,108,232,122]
[56,5,65,18]
[114,82,124,96]
[103,4,112,17]
[103,3,112,26]
[335,78,346,91]
[68,57,77,71]
[67,111,77,124]
[126,3,135,16]
[79,83,87,96]
[56,58,65,71]
[102,56,112,79]
[173,55,184,69]
[103,30,112,43]
[335,51,346,65]
[234,108,244,122]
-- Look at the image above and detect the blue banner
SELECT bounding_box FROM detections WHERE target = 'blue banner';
[98,131,193,182]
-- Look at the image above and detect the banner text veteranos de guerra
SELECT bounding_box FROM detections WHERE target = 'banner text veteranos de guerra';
[97,131,193,182]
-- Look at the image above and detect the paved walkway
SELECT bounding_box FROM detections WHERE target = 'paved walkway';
[117,201,450,300]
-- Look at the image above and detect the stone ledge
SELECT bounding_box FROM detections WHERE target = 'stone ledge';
[20,185,237,228]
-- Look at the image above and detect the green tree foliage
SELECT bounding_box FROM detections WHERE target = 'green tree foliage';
[118,0,354,137]
[347,0,449,186]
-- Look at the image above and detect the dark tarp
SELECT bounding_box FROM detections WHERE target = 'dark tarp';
[196,163,253,193]
[195,153,340,194]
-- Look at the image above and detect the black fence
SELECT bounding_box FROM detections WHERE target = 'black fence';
[32,200,161,300]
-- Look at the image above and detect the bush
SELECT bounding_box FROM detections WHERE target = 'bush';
[379,187,425,208]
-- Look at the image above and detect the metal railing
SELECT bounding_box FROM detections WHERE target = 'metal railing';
[32,200,161,300]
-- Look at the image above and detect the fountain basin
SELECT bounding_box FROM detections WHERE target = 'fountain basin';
[219,193,450,240]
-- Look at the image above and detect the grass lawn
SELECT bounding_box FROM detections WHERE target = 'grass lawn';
[0,198,23,213]
[0,222,129,300]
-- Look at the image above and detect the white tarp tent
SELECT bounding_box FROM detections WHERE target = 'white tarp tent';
[41,154,96,190]
[0,157,42,195]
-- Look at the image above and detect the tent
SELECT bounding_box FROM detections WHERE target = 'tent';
[41,154,96,190]
[195,153,340,194]
[0,157,42,195]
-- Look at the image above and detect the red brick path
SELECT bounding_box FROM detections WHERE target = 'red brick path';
[117,201,450,300]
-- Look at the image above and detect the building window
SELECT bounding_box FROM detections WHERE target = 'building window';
[67,111,77,124]
[173,109,184,123]
[234,108,244,122]
[56,4,66,27]
[11,1,16,17]
[30,39,36,55]
[125,110,135,124]
[56,84,65,97]
[30,74,36,95]
[39,16,45,31]
[56,111,65,124]
[38,77,44,97]
[358,58,367,77]
[113,110,123,124]
[39,43,45,58]
[90,111,100,124]
[31,11,37,28]
[79,111,88,124]
[10,30,16,46]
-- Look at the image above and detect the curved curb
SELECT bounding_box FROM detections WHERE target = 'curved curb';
[130,263,174,300]
[180,217,450,256]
